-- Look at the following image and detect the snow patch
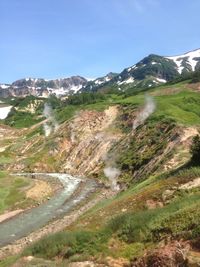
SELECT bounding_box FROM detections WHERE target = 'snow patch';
[94,75,111,85]
[166,49,200,73]
[127,65,137,72]
[0,106,12,119]
[156,78,167,83]
[125,77,135,84]
[45,84,83,97]
[105,76,111,82]
[151,62,161,65]
[0,84,10,89]
[70,84,83,93]
[94,79,104,85]
[118,77,135,85]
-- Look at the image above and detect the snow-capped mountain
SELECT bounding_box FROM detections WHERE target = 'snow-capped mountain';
[166,49,200,74]
[0,76,87,98]
[83,48,200,92]
[1,48,200,98]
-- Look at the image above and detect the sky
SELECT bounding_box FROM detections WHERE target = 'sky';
[1,0,200,83]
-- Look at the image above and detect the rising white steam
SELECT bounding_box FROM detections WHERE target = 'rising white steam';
[104,166,120,191]
[132,95,156,130]
[43,103,58,137]
[69,124,76,143]
[43,123,52,137]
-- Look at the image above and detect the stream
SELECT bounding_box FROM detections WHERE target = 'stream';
[0,173,97,247]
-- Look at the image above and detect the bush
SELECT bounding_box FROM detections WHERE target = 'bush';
[107,212,154,243]
[66,92,106,105]
[190,135,200,164]
[191,70,200,83]
[118,117,175,175]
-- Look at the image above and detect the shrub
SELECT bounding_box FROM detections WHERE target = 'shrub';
[190,135,200,164]
[66,92,106,105]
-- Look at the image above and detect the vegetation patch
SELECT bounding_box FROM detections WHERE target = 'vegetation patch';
[0,171,33,214]
[24,230,110,260]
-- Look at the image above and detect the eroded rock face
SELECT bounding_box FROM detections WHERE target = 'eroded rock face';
[59,106,122,175]
[5,106,122,176]
[164,127,199,172]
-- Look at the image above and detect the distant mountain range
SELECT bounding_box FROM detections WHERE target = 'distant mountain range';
[1,48,200,98]
[0,76,87,98]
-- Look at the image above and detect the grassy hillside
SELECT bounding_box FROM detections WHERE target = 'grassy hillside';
[19,166,200,264]
[2,80,200,128]
[1,80,200,266]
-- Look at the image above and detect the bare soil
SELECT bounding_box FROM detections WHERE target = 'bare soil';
[0,210,23,224]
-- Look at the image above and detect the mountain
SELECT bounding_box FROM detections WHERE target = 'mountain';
[83,72,118,92]
[83,48,200,92]
[1,48,200,98]
[0,76,87,98]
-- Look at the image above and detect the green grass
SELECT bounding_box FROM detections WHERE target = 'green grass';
[55,105,79,123]
[23,230,109,260]
[112,88,200,126]
[70,165,200,236]
[106,193,200,244]
[23,188,200,261]
[110,86,200,126]
[0,171,32,214]
[55,97,115,123]
[0,155,13,164]
[3,81,200,129]
[154,90,200,125]
[3,96,44,128]
[4,111,43,128]
[82,101,111,112]
[0,255,20,267]
[25,126,44,139]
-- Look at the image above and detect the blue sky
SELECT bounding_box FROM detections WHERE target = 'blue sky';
[1,0,200,83]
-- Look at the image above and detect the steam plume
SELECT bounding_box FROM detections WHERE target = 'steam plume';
[104,167,120,191]
[43,103,58,137]
[132,95,156,130]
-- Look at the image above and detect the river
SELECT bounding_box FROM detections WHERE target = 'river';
[0,173,97,247]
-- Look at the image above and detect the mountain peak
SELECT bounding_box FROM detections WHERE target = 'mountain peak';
[1,48,200,98]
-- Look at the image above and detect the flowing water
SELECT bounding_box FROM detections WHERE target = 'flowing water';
[0,173,97,247]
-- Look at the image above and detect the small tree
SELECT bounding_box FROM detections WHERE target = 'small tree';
[190,135,200,164]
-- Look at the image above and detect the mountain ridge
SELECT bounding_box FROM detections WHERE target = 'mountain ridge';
[1,48,200,98]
